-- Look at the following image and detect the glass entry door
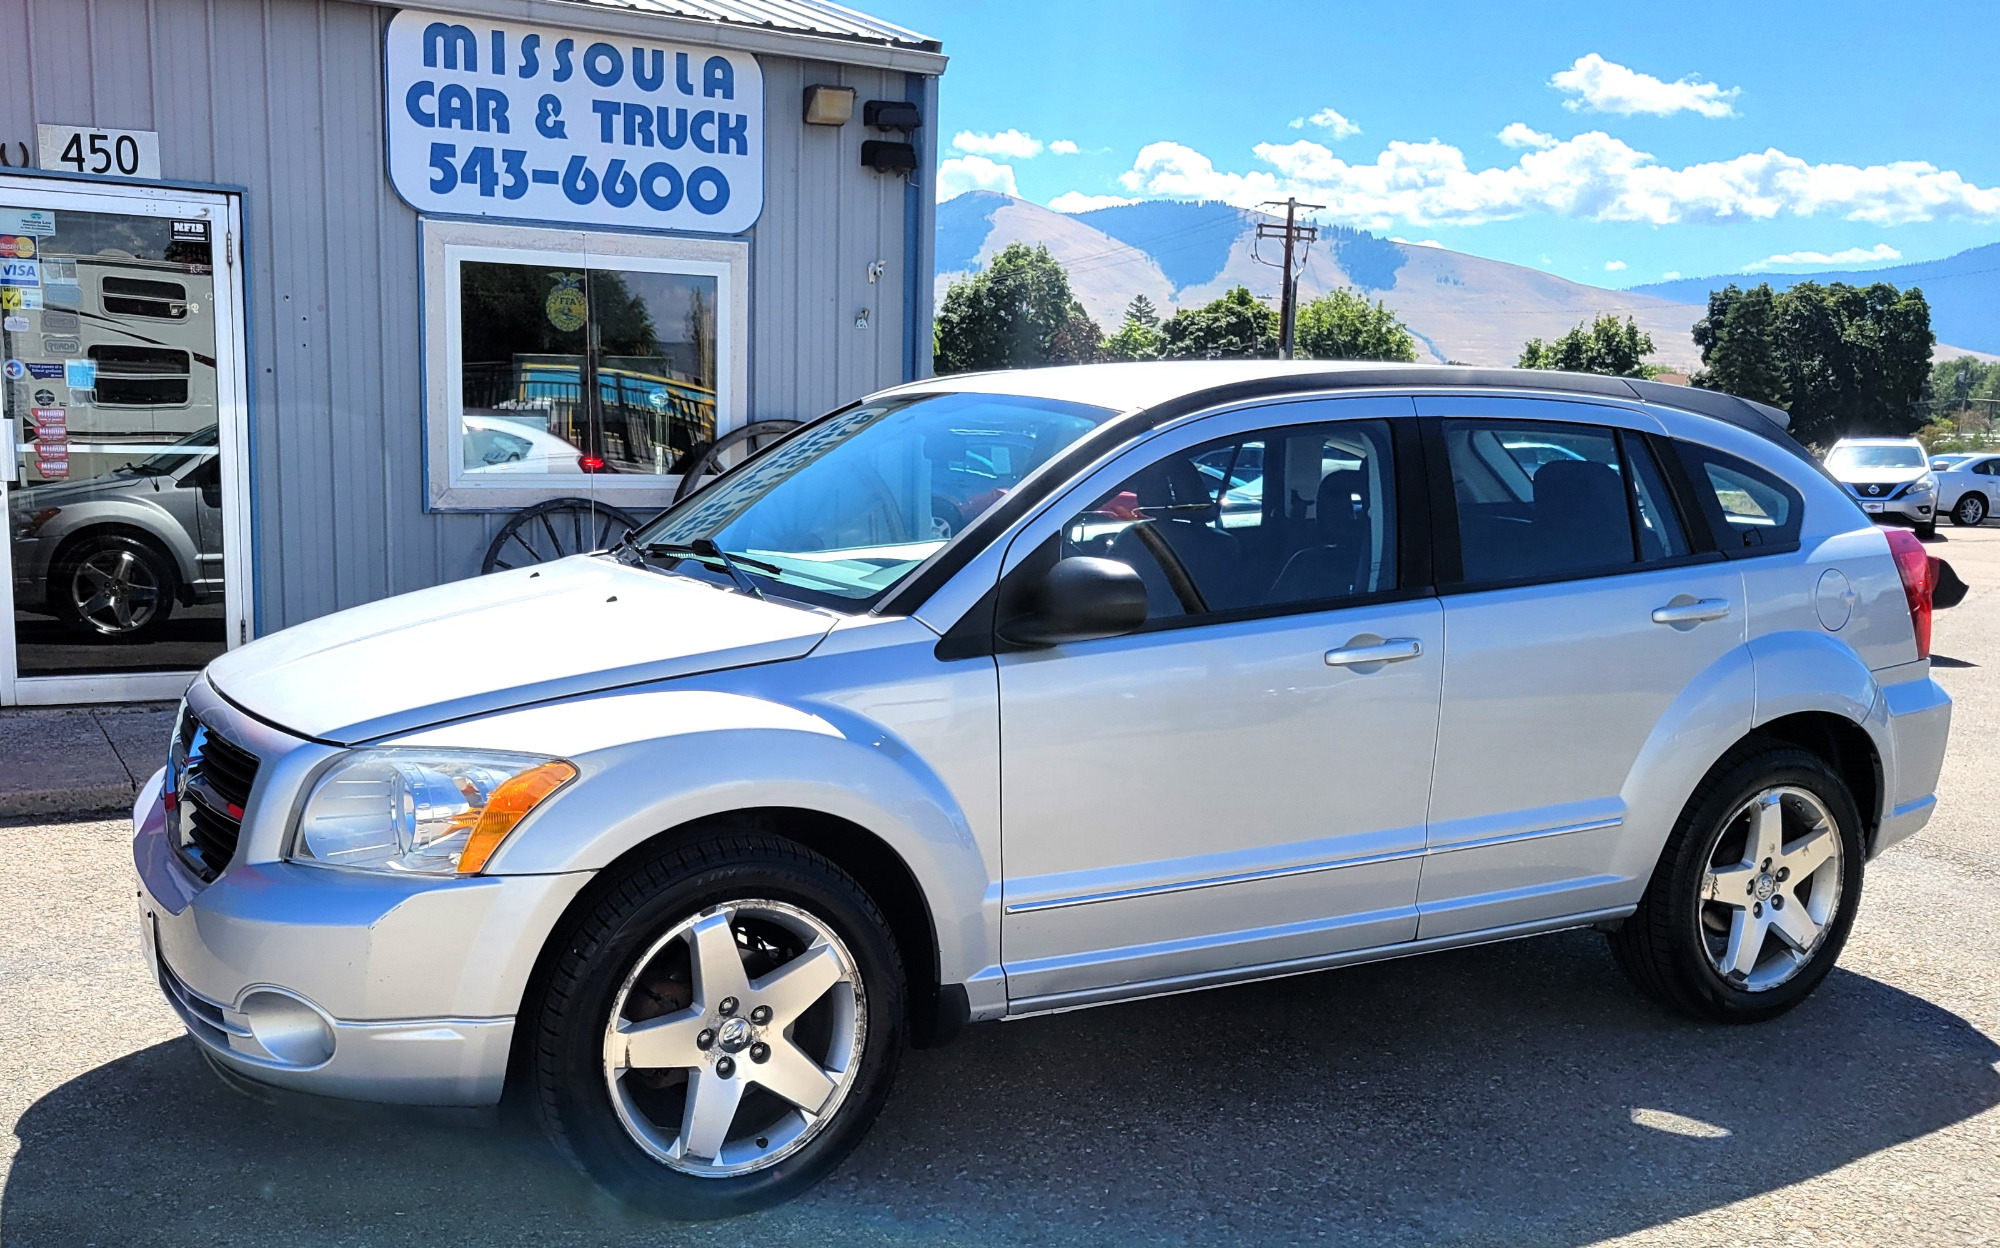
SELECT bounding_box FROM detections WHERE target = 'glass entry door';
[0,176,249,705]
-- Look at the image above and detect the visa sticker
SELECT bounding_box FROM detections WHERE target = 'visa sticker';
[0,258,41,287]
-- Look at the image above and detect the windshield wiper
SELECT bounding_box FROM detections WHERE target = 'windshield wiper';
[643,539,779,599]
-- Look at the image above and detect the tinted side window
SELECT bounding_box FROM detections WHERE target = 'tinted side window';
[1443,419,1687,585]
[1056,419,1398,621]
[1675,441,1804,554]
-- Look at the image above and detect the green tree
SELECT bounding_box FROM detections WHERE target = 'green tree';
[933,243,1101,373]
[1162,286,1279,359]
[1102,294,1167,361]
[1690,280,1935,446]
[1294,289,1418,362]
[1691,283,1784,407]
[1518,313,1655,376]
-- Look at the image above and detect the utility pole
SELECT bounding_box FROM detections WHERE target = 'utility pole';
[1256,197,1323,359]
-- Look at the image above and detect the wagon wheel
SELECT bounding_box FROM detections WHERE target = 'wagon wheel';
[482,497,643,575]
[671,420,804,503]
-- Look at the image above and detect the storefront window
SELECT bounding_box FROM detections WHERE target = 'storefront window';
[421,221,747,511]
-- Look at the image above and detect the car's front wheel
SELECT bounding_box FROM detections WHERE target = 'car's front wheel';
[53,533,177,638]
[528,830,905,1218]
[1609,744,1864,1023]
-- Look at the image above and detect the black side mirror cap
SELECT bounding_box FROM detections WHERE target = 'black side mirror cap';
[997,557,1148,647]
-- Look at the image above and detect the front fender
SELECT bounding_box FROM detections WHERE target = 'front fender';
[387,687,999,1000]
[39,497,204,586]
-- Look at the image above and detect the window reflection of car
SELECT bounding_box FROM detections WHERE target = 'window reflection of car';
[460,413,587,475]
[9,425,223,638]
[1500,439,1588,470]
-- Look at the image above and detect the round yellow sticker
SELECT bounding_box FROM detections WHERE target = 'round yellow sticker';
[545,274,586,334]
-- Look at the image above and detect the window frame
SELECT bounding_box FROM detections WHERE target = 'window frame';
[1669,438,1807,559]
[965,396,1431,653]
[419,217,749,513]
[1418,401,1722,594]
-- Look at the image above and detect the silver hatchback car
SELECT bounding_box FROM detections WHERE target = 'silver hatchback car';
[134,363,1955,1217]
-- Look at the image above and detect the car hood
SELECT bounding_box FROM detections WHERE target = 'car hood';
[8,469,157,512]
[204,556,838,744]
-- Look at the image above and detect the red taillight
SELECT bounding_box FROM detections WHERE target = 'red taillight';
[1883,528,1933,659]
[578,455,607,473]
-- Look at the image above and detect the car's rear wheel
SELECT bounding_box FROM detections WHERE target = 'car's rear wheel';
[1608,744,1864,1023]
[52,533,177,638]
[1953,493,1986,527]
[528,830,905,1218]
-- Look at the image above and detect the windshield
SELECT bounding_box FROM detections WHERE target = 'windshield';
[632,392,1118,609]
[1827,444,1924,472]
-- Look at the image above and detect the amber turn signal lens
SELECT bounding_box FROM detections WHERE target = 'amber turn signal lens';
[456,760,577,874]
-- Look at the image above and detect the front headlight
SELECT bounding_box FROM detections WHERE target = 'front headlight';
[1913,474,1937,495]
[292,749,576,876]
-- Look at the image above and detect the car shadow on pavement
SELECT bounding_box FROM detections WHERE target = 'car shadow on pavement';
[7,929,1998,1247]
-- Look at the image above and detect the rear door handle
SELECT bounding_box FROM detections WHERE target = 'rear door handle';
[1651,597,1731,626]
[1325,637,1424,667]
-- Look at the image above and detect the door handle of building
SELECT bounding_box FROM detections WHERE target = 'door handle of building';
[0,418,16,483]
[1325,637,1424,667]
[1651,597,1731,626]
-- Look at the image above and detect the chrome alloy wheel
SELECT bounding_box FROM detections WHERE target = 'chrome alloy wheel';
[602,899,867,1178]
[70,548,163,634]
[1957,494,1986,526]
[1699,786,1845,992]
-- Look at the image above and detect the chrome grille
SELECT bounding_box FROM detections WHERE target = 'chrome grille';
[168,708,260,883]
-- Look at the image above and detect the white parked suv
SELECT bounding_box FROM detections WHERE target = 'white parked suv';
[1824,437,1939,538]
[134,363,1957,1217]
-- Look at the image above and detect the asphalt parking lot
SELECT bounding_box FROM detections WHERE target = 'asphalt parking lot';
[4,529,1999,1247]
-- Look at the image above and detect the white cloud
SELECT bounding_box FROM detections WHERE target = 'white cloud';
[938,155,1018,200]
[1604,259,1628,271]
[1499,123,1558,150]
[1744,242,1903,271]
[1390,236,1445,248]
[1048,191,1138,213]
[1661,270,1682,280]
[952,129,1043,159]
[1112,133,2000,229]
[1302,108,1361,139]
[1552,54,1739,118]
[1049,139,1080,155]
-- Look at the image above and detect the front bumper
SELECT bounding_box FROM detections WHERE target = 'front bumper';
[132,770,592,1106]
[1851,493,1935,526]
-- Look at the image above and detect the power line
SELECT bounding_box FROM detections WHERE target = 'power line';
[1255,198,1323,358]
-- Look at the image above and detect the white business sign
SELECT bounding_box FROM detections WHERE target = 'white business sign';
[384,9,763,234]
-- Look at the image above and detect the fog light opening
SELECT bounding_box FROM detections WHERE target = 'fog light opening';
[240,989,336,1068]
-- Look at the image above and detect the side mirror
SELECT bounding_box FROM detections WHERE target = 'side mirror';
[998,557,1148,647]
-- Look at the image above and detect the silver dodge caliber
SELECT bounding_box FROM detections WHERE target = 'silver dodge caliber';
[134,363,1956,1217]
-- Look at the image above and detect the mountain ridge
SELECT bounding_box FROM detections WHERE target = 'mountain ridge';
[937,192,2000,365]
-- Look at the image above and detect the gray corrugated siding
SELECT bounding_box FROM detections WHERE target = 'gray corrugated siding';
[0,0,935,634]
[556,0,937,49]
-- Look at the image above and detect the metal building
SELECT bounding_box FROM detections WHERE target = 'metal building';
[0,0,943,704]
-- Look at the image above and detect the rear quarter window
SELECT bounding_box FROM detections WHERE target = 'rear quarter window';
[1674,441,1804,556]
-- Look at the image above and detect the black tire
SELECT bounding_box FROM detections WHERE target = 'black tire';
[1952,493,1986,527]
[51,532,178,639]
[1608,743,1865,1023]
[1917,521,1937,540]
[528,828,905,1218]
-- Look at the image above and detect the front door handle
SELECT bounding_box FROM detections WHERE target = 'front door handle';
[1325,636,1424,668]
[1651,597,1731,626]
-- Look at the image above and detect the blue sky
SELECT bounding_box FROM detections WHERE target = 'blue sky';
[865,0,2000,289]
